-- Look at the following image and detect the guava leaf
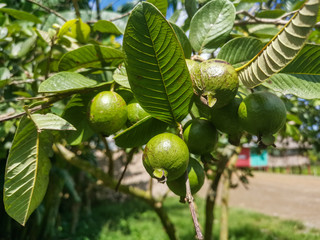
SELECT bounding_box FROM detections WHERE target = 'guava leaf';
[113,66,130,89]
[38,72,97,93]
[189,0,236,53]
[4,117,51,226]
[0,8,41,23]
[69,18,90,43]
[236,0,319,88]
[9,35,37,59]
[93,20,123,35]
[185,0,198,19]
[59,45,124,71]
[170,22,192,59]
[30,113,76,131]
[123,2,193,125]
[263,44,320,99]
[62,93,96,145]
[255,9,286,18]
[57,19,77,38]
[147,0,168,16]
[217,37,264,67]
[114,116,168,148]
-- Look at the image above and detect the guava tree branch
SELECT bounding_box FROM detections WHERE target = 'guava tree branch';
[26,0,67,22]
[53,143,178,240]
[204,147,240,240]
[235,10,320,27]
[177,123,204,240]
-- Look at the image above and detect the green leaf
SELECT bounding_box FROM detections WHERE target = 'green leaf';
[4,117,51,226]
[38,72,97,93]
[69,18,90,43]
[30,113,76,131]
[57,19,77,38]
[263,73,320,99]
[58,45,124,71]
[170,22,192,59]
[185,0,198,19]
[281,44,320,74]
[217,37,264,67]
[114,116,168,148]
[113,66,130,88]
[255,9,286,19]
[9,35,37,59]
[62,93,96,145]
[147,0,168,16]
[123,2,193,125]
[93,20,123,35]
[0,8,41,23]
[189,0,235,53]
[236,0,320,88]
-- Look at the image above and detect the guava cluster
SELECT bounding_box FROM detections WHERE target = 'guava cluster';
[87,59,287,199]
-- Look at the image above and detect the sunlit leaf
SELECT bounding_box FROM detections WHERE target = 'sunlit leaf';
[147,0,168,16]
[93,20,123,35]
[38,72,97,93]
[30,113,76,131]
[123,2,193,125]
[170,22,192,59]
[4,117,51,226]
[59,45,124,71]
[113,66,130,88]
[57,19,77,38]
[189,0,236,53]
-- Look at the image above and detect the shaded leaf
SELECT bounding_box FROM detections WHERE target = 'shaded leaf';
[59,45,124,71]
[185,0,198,19]
[114,116,168,148]
[30,113,76,131]
[38,72,97,93]
[113,66,130,88]
[4,117,51,226]
[217,37,264,67]
[189,0,235,53]
[93,20,123,35]
[0,8,41,23]
[237,0,320,88]
[170,22,192,59]
[255,9,286,18]
[62,93,96,145]
[123,2,193,125]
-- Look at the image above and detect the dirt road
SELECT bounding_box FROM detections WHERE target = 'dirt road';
[217,172,320,229]
[114,152,320,229]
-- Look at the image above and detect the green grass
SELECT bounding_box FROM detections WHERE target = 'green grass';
[266,165,320,176]
[58,197,320,240]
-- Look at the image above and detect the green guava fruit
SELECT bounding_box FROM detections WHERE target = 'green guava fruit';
[127,99,150,125]
[183,118,218,155]
[88,91,127,136]
[143,133,189,183]
[238,91,286,144]
[192,59,239,108]
[167,157,205,197]
[211,95,244,144]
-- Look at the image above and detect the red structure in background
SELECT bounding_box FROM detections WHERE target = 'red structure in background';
[236,148,250,167]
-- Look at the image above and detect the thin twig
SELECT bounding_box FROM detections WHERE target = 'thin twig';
[115,147,137,191]
[177,122,204,240]
[27,0,67,22]
[100,135,114,178]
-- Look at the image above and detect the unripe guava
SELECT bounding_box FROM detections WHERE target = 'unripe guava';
[192,59,239,108]
[167,157,205,197]
[143,133,189,183]
[88,91,127,136]
[127,99,150,125]
[238,91,286,144]
[183,118,218,155]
